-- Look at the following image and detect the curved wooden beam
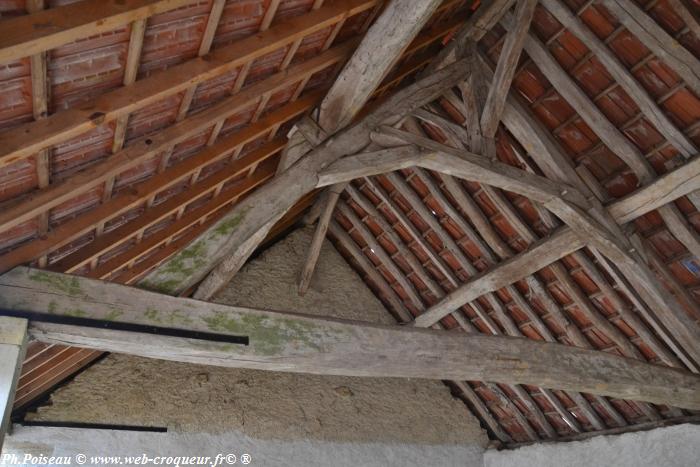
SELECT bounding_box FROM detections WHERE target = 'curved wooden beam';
[1,267,699,410]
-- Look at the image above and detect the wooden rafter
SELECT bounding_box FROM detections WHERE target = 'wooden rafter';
[0,45,351,237]
[479,0,537,137]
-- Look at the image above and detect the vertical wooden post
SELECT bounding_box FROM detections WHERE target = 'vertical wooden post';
[0,316,27,450]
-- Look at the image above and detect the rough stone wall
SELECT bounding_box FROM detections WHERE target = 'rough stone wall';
[29,226,487,446]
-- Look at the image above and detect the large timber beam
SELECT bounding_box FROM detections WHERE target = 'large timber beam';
[318,0,443,133]
[1,267,700,410]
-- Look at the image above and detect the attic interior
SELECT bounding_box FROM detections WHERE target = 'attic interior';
[0,0,699,465]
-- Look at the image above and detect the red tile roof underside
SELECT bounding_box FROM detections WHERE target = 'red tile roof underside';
[1,0,699,447]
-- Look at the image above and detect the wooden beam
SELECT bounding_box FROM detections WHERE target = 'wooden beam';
[292,0,444,295]
[506,17,700,261]
[380,127,588,207]
[317,145,421,186]
[49,141,284,275]
[406,169,580,435]
[2,267,700,409]
[428,0,517,71]
[111,18,148,155]
[540,0,696,158]
[298,185,345,296]
[0,0,191,64]
[387,166,609,431]
[277,10,464,175]
[0,317,27,450]
[413,228,584,327]
[331,219,516,441]
[26,0,51,267]
[480,0,537,137]
[609,154,700,223]
[318,0,442,133]
[0,0,377,167]
[494,64,700,369]
[161,58,471,300]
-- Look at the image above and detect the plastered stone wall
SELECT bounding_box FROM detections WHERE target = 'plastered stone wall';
[28,226,487,447]
[483,423,700,467]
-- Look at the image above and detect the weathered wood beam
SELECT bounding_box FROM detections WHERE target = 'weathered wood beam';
[0,0,191,64]
[26,0,51,267]
[2,267,699,409]
[0,0,376,167]
[277,10,465,175]
[317,145,421,186]
[380,126,588,207]
[609,154,700,223]
[429,0,517,71]
[412,226,583,326]
[406,169,579,434]
[371,170,609,429]
[318,0,442,133]
[414,119,629,425]
[293,0,444,296]
[481,44,700,368]
[0,317,27,450]
[540,0,696,158]
[506,18,700,261]
[151,0,227,177]
[298,185,345,296]
[110,18,148,155]
[480,0,537,137]
[164,58,471,300]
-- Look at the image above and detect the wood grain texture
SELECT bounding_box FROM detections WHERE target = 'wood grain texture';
[2,267,699,409]
[0,0,191,64]
[175,59,471,300]
[0,0,376,166]
[318,0,442,133]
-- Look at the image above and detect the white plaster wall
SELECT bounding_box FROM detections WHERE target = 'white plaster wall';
[484,423,700,467]
[2,425,484,467]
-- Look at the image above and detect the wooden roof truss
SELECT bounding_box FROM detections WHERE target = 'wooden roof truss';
[1,0,700,449]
